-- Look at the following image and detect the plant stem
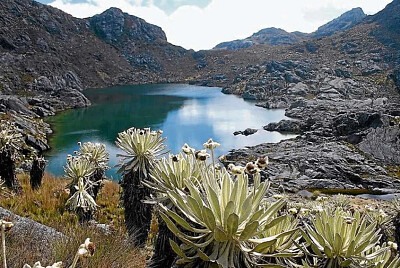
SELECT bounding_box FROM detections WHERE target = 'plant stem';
[1,223,6,268]
[69,252,79,268]
[211,148,216,180]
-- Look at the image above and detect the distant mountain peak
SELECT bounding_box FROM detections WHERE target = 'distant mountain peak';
[88,7,167,44]
[312,7,366,37]
[214,7,366,50]
[104,7,123,13]
[253,27,287,36]
[214,27,303,50]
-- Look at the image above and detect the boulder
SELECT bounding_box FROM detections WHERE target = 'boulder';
[362,65,382,76]
[233,128,258,136]
[335,69,352,78]
[0,207,66,258]
[287,82,308,96]
[264,120,303,134]
[0,95,34,116]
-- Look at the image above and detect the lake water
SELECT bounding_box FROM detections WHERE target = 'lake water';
[45,84,295,179]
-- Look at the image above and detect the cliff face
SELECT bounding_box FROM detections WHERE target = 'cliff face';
[87,7,193,77]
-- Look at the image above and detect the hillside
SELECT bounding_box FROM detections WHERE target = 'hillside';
[1,0,400,193]
[312,7,366,37]
[0,0,196,153]
[214,27,304,50]
[214,7,366,50]
[190,1,400,193]
[87,7,193,77]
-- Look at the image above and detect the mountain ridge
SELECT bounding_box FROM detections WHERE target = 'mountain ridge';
[214,7,366,50]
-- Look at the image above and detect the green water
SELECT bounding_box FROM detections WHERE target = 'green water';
[45,84,295,179]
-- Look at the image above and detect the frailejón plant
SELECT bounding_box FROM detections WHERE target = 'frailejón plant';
[76,142,110,198]
[300,208,386,267]
[0,121,23,191]
[160,165,299,267]
[116,127,167,246]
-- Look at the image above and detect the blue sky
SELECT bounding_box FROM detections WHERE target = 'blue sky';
[36,0,392,50]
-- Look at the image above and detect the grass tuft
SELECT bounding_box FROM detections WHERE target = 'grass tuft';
[0,173,146,267]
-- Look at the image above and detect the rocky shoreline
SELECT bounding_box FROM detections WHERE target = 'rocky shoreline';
[220,57,400,193]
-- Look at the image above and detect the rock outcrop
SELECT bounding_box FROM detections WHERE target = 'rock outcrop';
[88,7,189,74]
[225,137,400,194]
[0,206,65,257]
[233,128,258,136]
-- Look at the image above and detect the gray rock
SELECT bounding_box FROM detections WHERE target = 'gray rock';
[26,134,50,152]
[225,137,400,193]
[331,112,383,136]
[362,65,382,76]
[0,95,34,116]
[0,35,17,50]
[284,71,301,83]
[234,128,258,136]
[335,69,352,78]
[393,67,400,91]
[264,120,303,134]
[287,82,308,96]
[32,106,55,117]
[358,123,400,165]
[0,207,66,256]
[312,8,366,37]
[256,98,291,109]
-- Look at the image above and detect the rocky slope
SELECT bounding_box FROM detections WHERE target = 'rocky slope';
[87,7,193,78]
[312,7,366,37]
[0,0,195,154]
[366,0,400,49]
[0,0,134,152]
[194,1,400,193]
[214,7,366,50]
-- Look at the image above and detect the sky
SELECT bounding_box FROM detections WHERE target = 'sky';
[36,0,392,51]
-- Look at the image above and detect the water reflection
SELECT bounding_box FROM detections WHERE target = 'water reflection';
[46,84,295,179]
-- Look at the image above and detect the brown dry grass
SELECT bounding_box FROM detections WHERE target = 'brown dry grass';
[0,173,146,268]
[0,173,77,230]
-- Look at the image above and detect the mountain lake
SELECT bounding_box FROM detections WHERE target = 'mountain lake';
[45,84,296,179]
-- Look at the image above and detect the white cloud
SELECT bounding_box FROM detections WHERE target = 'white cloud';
[48,0,392,50]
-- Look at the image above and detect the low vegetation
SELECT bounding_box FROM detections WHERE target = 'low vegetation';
[1,124,400,267]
